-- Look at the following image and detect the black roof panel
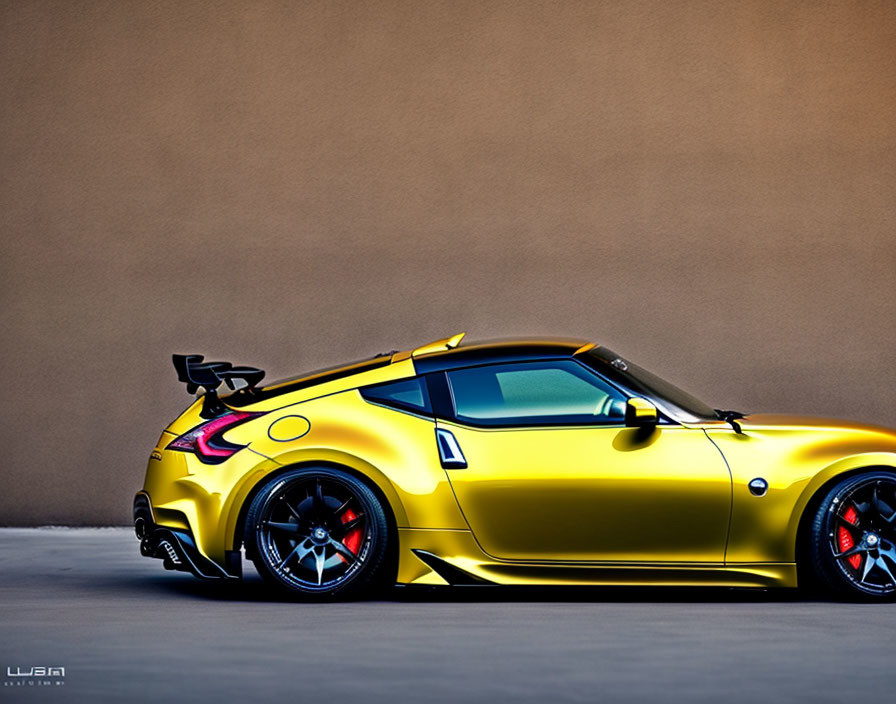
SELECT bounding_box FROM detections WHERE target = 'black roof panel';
[412,337,590,374]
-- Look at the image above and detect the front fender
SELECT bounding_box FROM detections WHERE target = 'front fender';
[709,423,896,563]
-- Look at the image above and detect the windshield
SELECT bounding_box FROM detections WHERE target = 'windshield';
[584,347,718,423]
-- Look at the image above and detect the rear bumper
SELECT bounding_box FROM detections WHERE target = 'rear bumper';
[133,492,239,580]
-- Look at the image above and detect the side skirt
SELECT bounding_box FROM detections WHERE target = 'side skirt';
[396,528,797,588]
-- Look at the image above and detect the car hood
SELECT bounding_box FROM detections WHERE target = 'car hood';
[736,413,896,436]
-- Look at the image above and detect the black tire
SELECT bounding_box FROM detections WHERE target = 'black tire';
[807,471,896,601]
[245,466,390,601]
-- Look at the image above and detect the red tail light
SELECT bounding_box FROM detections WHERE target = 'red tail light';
[167,411,262,464]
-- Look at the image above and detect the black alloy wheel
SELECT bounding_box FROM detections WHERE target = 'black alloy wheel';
[246,467,389,599]
[809,472,896,600]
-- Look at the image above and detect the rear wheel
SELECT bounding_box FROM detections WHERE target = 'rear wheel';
[808,472,896,600]
[245,467,389,600]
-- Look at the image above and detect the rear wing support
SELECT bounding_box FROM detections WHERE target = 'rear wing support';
[172,354,265,418]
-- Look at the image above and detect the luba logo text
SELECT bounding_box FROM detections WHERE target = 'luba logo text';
[5,666,66,687]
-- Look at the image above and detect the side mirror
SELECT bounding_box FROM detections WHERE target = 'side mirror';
[625,398,658,427]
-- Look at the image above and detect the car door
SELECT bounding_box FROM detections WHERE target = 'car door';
[433,360,732,563]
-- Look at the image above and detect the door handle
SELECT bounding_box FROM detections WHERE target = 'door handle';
[435,428,467,469]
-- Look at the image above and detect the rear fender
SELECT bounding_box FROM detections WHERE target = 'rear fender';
[223,447,411,554]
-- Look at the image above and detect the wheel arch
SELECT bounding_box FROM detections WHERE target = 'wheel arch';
[792,458,896,584]
[227,456,407,561]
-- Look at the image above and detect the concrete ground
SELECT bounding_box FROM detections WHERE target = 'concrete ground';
[0,528,893,703]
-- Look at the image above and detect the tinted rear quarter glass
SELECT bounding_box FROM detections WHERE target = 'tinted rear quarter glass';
[360,377,432,415]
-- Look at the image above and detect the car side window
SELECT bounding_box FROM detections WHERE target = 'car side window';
[446,360,626,427]
[360,378,432,415]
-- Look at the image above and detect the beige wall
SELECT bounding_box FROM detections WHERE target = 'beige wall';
[1,0,894,525]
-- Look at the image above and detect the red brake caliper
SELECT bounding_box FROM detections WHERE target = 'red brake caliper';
[838,506,862,570]
[339,509,362,562]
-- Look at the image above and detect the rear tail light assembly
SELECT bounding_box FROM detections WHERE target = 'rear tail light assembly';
[167,411,262,464]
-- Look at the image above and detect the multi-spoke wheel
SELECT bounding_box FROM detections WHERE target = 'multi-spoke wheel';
[245,467,390,599]
[809,472,896,600]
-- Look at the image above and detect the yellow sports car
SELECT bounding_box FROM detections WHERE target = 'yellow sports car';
[134,334,896,600]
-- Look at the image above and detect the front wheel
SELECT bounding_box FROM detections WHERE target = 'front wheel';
[808,471,896,600]
[245,467,390,600]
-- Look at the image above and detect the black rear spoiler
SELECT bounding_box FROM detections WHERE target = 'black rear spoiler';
[172,354,265,418]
